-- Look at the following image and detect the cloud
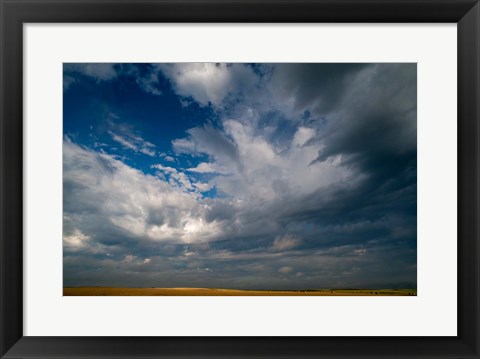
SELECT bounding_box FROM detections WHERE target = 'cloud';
[152,164,214,193]
[63,74,76,91]
[173,119,357,206]
[64,63,119,82]
[64,134,359,256]
[272,234,299,251]
[63,229,91,251]
[157,63,259,108]
[309,64,417,163]
[108,122,156,157]
[192,182,214,192]
[156,63,374,122]
[63,140,221,247]
[159,153,176,162]
[267,63,368,117]
[124,255,137,263]
[278,266,293,274]
[173,125,239,165]
[108,131,138,151]
[152,164,195,191]
[187,162,230,175]
[64,63,163,96]
[136,70,162,96]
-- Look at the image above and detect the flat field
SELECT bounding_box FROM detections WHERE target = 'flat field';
[64,287,416,296]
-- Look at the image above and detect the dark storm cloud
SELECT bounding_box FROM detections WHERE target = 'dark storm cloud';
[270,63,369,115]
[259,63,417,251]
[310,64,416,160]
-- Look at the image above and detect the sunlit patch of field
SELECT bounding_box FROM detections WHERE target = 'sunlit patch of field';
[64,287,416,296]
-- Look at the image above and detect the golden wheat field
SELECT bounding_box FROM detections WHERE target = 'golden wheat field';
[63,287,416,296]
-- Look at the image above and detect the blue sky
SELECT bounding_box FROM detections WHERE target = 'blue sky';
[63,63,417,289]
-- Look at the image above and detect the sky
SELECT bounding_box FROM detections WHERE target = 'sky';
[63,63,417,290]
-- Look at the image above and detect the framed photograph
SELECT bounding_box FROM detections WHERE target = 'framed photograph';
[1,0,478,358]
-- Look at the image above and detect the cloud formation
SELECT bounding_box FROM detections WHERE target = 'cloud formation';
[107,121,157,157]
[63,63,417,289]
[64,63,119,82]
[155,63,259,107]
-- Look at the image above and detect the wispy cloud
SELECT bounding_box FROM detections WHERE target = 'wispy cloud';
[187,162,230,175]
[107,122,156,157]
[64,63,119,82]
[64,63,163,96]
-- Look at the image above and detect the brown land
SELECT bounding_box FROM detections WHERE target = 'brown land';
[64,287,416,296]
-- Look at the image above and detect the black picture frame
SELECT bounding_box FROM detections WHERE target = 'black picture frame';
[1,1,479,358]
